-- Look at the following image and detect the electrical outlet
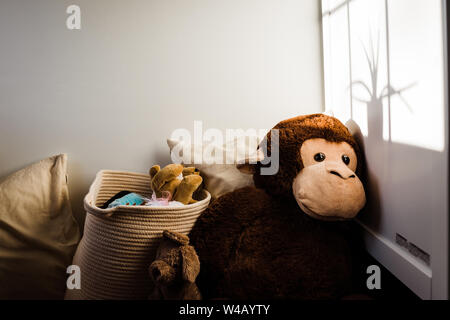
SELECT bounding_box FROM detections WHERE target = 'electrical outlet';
[395,233,430,266]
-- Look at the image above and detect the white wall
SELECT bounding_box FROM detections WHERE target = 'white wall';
[322,0,448,299]
[0,0,324,224]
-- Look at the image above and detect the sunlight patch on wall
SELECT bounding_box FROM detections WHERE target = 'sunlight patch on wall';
[388,0,445,152]
[322,0,352,122]
[322,0,445,151]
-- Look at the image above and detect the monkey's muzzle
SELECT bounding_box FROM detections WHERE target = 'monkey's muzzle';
[292,161,366,220]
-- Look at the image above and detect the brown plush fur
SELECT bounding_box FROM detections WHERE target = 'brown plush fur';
[149,230,202,300]
[189,114,362,299]
[150,164,203,204]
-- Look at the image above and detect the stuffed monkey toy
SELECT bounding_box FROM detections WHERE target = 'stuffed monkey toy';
[189,114,367,299]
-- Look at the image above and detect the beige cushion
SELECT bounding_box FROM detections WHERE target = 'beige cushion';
[0,154,80,299]
[167,136,261,199]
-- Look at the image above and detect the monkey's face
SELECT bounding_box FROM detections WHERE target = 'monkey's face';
[292,138,366,221]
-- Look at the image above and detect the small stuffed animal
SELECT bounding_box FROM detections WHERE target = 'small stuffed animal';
[149,164,202,205]
[149,230,202,300]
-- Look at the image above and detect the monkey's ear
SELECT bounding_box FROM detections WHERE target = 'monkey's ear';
[236,149,265,175]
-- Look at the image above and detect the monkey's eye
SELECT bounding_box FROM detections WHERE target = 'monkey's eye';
[342,155,350,165]
[314,152,326,162]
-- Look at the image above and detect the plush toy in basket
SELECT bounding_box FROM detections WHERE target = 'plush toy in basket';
[101,164,204,209]
[149,164,203,205]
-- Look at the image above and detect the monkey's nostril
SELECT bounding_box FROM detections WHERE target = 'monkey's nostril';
[330,171,342,178]
[330,170,355,179]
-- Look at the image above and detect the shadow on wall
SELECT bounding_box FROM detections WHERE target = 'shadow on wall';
[348,118,441,237]
[346,119,381,231]
[345,48,442,261]
[344,31,442,256]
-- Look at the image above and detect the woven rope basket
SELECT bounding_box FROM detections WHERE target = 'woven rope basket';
[65,170,211,300]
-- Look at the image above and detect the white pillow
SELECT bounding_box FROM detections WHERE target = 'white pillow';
[167,135,263,199]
